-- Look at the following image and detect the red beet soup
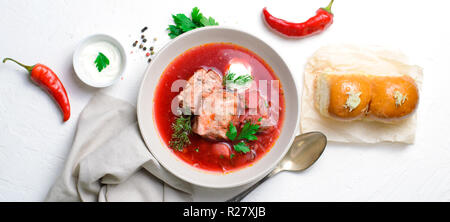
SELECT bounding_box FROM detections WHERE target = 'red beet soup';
[154,43,285,173]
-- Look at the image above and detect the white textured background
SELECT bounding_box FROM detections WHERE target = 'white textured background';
[1,0,450,201]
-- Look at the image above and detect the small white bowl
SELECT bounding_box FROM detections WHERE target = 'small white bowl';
[137,26,300,189]
[73,34,127,88]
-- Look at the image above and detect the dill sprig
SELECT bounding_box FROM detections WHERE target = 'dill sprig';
[233,74,253,85]
[223,72,253,86]
[169,115,192,151]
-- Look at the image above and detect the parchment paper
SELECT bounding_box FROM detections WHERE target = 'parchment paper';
[300,44,423,144]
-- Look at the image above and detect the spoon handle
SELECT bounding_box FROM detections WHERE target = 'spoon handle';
[226,168,280,202]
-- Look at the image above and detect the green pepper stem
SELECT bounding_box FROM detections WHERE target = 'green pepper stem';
[3,58,34,73]
[323,0,335,14]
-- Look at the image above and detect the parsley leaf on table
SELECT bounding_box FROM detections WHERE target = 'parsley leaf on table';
[172,14,197,32]
[168,25,183,39]
[200,16,219,26]
[168,7,219,39]
[94,52,109,72]
[191,7,204,27]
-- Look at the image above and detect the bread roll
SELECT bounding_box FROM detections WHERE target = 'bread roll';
[314,73,419,122]
[368,75,419,121]
[315,73,371,120]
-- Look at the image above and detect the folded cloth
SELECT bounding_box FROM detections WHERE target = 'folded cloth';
[45,93,254,202]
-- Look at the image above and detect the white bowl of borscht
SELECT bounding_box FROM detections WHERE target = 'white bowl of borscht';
[137,26,299,188]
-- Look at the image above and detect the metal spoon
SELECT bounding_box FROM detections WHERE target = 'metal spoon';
[226,131,327,202]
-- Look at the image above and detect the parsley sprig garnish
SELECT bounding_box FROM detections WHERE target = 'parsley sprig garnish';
[94,52,109,72]
[233,141,250,154]
[226,121,238,141]
[237,122,259,141]
[169,115,192,151]
[226,121,260,154]
[168,7,219,39]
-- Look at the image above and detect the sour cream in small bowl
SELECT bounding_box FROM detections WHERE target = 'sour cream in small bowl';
[73,34,127,87]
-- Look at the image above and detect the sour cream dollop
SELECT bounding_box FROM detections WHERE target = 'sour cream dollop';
[224,59,253,92]
[77,40,123,86]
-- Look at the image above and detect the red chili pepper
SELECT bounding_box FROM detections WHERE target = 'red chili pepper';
[263,0,334,38]
[3,58,71,122]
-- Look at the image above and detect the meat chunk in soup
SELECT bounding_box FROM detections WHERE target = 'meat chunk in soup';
[192,90,242,141]
[176,68,279,141]
[239,89,279,134]
[176,68,222,114]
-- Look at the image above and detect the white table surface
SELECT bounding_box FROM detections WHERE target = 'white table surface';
[1,0,450,202]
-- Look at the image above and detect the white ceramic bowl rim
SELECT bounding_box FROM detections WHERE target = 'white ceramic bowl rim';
[73,33,127,88]
[137,26,300,188]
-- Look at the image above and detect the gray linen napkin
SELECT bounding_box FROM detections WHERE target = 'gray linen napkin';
[45,93,196,201]
[45,93,253,202]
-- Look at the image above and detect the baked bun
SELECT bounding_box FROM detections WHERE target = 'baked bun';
[315,73,371,120]
[368,75,419,121]
[314,73,419,122]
